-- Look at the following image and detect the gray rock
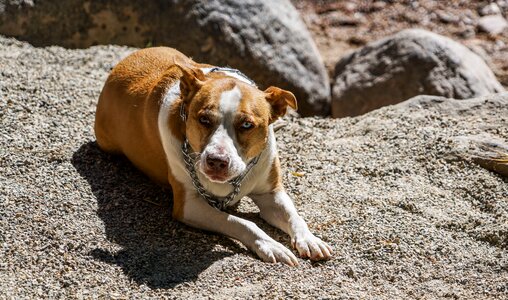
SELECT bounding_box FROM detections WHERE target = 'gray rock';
[477,14,508,35]
[498,0,508,10]
[331,29,504,118]
[436,10,460,24]
[450,134,508,178]
[0,0,330,116]
[478,2,502,16]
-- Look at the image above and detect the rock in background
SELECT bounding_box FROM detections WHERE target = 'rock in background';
[477,14,508,35]
[331,29,504,118]
[451,134,508,178]
[0,0,330,116]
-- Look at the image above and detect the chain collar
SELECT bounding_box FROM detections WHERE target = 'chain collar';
[207,67,257,86]
[181,139,260,210]
[179,67,260,210]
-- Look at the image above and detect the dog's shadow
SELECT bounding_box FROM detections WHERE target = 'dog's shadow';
[71,142,249,289]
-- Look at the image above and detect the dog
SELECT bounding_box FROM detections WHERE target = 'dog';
[94,47,332,265]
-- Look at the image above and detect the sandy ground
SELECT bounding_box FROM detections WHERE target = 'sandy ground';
[1,36,508,299]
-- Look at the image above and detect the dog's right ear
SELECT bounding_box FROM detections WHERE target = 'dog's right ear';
[264,86,297,123]
[174,64,205,99]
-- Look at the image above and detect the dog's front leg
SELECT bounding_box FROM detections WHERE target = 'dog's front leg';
[173,189,299,266]
[250,190,333,261]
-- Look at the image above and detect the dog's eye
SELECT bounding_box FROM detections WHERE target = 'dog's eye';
[199,116,211,126]
[240,121,254,130]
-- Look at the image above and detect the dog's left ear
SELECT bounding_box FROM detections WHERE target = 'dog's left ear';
[175,64,206,101]
[264,86,298,123]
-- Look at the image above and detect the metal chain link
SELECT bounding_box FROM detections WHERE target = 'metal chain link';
[208,67,257,87]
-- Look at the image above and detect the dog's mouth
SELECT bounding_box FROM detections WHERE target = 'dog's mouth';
[203,171,230,183]
[199,163,241,183]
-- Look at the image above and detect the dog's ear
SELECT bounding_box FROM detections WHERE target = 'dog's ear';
[174,64,205,100]
[264,86,297,123]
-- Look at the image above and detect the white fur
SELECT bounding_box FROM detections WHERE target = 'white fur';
[157,80,190,189]
[219,85,242,114]
[250,191,333,260]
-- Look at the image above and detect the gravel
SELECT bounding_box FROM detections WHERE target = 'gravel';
[1,36,507,299]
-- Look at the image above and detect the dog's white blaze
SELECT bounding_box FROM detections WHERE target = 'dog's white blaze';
[218,86,242,167]
[219,85,242,148]
[200,86,245,181]
[219,86,242,116]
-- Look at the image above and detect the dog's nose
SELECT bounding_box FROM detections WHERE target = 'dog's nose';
[206,154,229,172]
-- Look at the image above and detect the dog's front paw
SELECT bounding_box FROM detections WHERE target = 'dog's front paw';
[292,232,333,261]
[253,238,299,266]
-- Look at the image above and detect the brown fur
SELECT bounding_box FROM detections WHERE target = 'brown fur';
[265,86,297,123]
[95,47,296,220]
[269,156,283,191]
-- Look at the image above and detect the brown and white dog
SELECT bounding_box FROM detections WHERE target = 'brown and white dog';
[94,47,332,265]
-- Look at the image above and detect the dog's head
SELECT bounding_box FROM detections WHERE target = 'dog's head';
[177,65,297,183]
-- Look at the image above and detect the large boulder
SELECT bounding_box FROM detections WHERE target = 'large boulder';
[0,0,330,116]
[331,29,504,118]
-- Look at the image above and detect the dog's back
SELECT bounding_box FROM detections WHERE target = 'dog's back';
[94,47,192,184]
